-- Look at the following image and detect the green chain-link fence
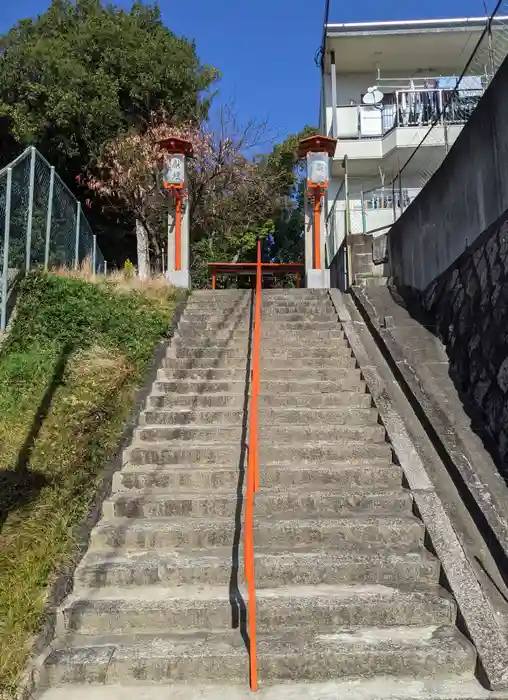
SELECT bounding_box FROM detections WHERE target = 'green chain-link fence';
[0,147,106,330]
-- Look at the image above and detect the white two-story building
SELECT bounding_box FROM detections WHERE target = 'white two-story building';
[320,16,505,264]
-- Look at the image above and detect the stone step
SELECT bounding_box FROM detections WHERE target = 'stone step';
[259,309,336,316]
[185,296,250,304]
[60,584,456,636]
[124,441,245,465]
[157,368,249,381]
[157,367,367,383]
[186,293,250,299]
[147,392,247,409]
[140,408,246,425]
[181,308,249,315]
[179,319,251,332]
[167,346,249,359]
[175,325,345,339]
[183,300,250,311]
[124,439,393,466]
[89,514,423,552]
[178,307,249,319]
[177,325,251,337]
[262,289,329,296]
[258,391,372,408]
[184,304,250,315]
[113,460,401,492]
[172,338,250,350]
[261,346,354,359]
[161,356,250,370]
[153,379,247,394]
[192,290,250,296]
[140,406,379,426]
[262,315,338,325]
[177,318,246,328]
[258,346,352,357]
[161,355,357,370]
[258,377,366,392]
[147,390,372,409]
[134,423,386,444]
[177,325,346,337]
[261,367,362,381]
[259,293,332,302]
[260,308,336,316]
[103,487,411,519]
[32,676,498,700]
[260,313,337,323]
[153,376,367,394]
[261,321,341,331]
[261,356,356,368]
[175,329,252,341]
[179,318,248,328]
[261,330,346,342]
[42,625,474,685]
[75,546,440,589]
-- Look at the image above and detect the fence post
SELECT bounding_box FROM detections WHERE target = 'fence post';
[44,166,55,271]
[92,235,97,278]
[1,168,13,332]
[25,146,36,273]
[74,201,81,269]
[104,260,107,276]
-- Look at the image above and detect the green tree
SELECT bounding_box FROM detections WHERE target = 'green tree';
[259,125,318,265]
[0,0,218,181]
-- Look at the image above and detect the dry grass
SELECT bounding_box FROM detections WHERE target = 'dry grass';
[52,257,174,303]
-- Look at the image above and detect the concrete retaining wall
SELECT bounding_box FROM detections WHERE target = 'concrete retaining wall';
[421,212,508,468]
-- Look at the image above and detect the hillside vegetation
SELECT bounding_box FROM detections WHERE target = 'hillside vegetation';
[0,272,180,697]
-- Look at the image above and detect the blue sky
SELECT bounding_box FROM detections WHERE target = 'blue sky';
[0,0,494,140]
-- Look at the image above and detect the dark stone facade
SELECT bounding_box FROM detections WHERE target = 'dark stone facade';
[420,211,508,471]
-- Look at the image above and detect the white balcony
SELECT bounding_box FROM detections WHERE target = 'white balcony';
[328,87,483,162]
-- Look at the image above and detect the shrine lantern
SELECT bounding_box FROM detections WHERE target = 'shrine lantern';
[298,135,337,270]
[158,137,194,276]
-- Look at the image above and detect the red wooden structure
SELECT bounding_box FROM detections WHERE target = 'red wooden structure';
[207,262,304,290]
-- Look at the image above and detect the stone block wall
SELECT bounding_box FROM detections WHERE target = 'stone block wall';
[421,211,508,469]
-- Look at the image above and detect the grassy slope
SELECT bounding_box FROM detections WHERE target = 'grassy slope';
[0,273,180,697]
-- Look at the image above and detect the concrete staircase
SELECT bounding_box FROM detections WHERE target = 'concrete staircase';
[36,288,482,699]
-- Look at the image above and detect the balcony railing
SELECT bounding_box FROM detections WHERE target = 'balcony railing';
[335,88,484,140]
[325,185,423,265]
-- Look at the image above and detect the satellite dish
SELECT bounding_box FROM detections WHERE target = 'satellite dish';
[362,86,384,105]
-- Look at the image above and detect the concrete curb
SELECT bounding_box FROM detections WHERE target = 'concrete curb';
[13,292,189,700]
[329,288,508,692]
[351,284,508,584]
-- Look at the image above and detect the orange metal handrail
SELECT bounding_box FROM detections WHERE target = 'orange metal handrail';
[245,238,262,691]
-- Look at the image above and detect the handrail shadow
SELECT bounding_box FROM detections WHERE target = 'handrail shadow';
[0,342,73,531]
[229,290,255,649]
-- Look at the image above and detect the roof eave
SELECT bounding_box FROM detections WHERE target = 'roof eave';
[325,16,495,37]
